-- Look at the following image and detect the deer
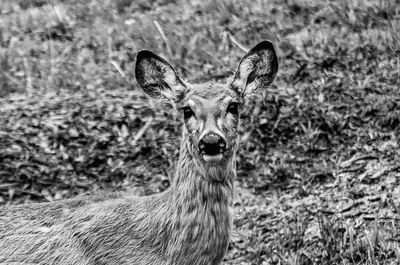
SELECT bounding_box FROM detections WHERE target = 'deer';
[0,40,278,265]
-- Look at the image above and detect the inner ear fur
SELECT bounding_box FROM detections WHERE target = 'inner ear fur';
[230,40,278,97]
[135,50,186,102]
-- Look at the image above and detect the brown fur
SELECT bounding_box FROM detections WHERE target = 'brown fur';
[0,40,278,265]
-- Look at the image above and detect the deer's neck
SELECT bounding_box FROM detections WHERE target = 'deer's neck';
[173,131,235,203]
[164,131,235,263]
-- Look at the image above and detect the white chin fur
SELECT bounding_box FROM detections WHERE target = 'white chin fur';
[203,154,223,162]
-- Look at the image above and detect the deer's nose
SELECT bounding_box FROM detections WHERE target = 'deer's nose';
[198,133,226,156]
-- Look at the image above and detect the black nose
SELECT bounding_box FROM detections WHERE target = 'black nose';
[198,133,226,156]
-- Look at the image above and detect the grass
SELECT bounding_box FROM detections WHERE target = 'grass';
[0,0,399,264]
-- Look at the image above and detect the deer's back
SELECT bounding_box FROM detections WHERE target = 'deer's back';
[0,191,172,265]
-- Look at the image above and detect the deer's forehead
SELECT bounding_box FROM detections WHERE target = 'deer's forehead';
[184,82,237,104]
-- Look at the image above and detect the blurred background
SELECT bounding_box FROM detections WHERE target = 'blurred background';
[0,0,399,264]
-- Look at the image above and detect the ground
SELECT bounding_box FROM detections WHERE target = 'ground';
[0,0,399,264]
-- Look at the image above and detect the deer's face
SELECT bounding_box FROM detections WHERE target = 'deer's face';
[135,41,278,164]
[177,82,241,163]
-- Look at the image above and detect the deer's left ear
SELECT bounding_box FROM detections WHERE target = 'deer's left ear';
[230,40,278,97]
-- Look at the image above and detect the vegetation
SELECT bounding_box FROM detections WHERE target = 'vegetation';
[0,0,399,264]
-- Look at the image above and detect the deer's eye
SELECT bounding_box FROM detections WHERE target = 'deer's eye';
[182,106,195,120]
[226,102,239,115]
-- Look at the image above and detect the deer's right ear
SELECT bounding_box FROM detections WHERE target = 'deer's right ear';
[135,50,186,102]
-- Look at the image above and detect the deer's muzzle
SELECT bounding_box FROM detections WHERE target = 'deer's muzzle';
[198,133,227,161]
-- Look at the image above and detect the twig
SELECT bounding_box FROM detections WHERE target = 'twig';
[153,20,173,59]
[362,215,400,221]
[107,28,113,71]
[23,57,33,93]
[52,3,64,23]
[0,70,23,90]
[339,154,378,168]
[226,32,249,53]
[110,60,130,84]
[131,118,153,146]
[48,27,55,87]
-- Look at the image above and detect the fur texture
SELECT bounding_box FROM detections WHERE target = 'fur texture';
[0,132,234,264]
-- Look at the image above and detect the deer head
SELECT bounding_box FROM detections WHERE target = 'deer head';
[135,41,278,176]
